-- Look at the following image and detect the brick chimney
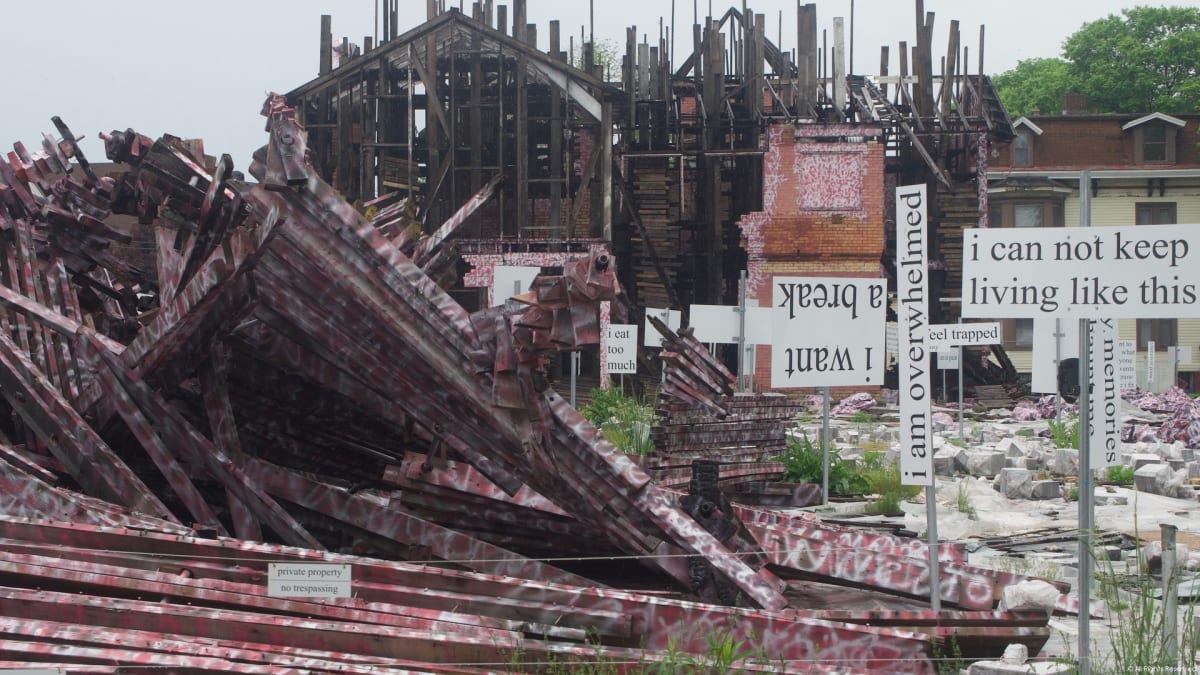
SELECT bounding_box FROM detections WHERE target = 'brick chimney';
[1062,92,1089,115]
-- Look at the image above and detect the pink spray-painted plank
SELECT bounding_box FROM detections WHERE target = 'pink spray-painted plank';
[81,331,322,549]
[124,221,269,375]
[73,333,225,533]
[0,455,186,532]
[390,450,569,516]
[0,330,174,520]
[11,219,52,381]
[198,344,264,541]
[0,550,516,636]
[0,586,521,665]
[0,617,493,674]
[240,454,598,587]
[0,516,938,670]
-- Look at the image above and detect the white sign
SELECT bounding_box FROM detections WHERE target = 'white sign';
[268,563,352,598]
[689,304,774,345]
[1147,341,1156,385]
[936,349,960,370]
[606,324,638,374]
[897,185,933,486]
[1169,345,1193,364]
[925,322,1001,349]
[643,308,682,347]
[885,323,898,353]
[1117,340,1136,391]
[491,265,540,307]
[1031,319,1080,394]
[770,276,885,388]
[961,224,1200,319]
[1088,319,1119,468]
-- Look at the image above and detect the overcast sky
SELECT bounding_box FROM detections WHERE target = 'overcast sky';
[3,0,1175,167]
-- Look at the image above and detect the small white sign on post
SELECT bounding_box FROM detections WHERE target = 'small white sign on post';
[606,324,638,374]
[925,322,1001,349]
[643,308,682,347]
[491,265,540,307]
[1147,341,1156,385]
[689,303,774,345]
[936,349,960,370]
[1169,345,1193,364]
[1031,319,1080,394]
[1088,319,1120,468]
[268,563,352,598]
[770,276,886,388]
[1117,340,1137,392]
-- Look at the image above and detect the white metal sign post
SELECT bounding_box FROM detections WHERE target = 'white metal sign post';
[961,217,1200,673]
[896,184,938,611]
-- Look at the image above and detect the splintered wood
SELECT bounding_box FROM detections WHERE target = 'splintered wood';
[0,98,1052,673]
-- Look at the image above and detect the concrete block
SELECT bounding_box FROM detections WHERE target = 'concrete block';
[934,453,959,477]
[1129,453,1164,470]
[1048,448,1078,477]
[1029,480,1062,500]
[996,468,1033,500]
[997,438,1026,458]
[1188,461,1200,479]
[967,451,1006,478]
[1134,463,1174,496]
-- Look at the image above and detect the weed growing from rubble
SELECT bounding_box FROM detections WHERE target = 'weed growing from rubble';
[1105,465,1135,485]
[862,452,921,514]
[1093,527,1199,674]
[1015,428,1036,438]
[930,635,966,675]
[1048,418,1079,449]
[955,480,978,519]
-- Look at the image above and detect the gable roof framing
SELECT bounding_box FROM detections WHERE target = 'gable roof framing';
[286,9,618,122]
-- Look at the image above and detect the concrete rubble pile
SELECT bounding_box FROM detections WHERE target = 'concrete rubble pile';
[0,98,1060,673]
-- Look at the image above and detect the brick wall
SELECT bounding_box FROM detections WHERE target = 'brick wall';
[738,123,886,394]
[999,115,1200,169]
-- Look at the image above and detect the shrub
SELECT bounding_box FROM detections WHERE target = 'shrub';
[776,434,869,496]
[580,387,658,455]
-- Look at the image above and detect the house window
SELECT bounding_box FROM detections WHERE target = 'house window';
[1014,319,1034,347]
[990,199,1064,228]
[1012,131,1032,167]
[1136,202,1177,225]
[1002,318,1035,349]
[1138,319,1176,351]
[1014,204,1042,227]
[1143,124,1167,162]
[1133,122,1177,164]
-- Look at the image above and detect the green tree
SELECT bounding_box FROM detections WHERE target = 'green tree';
[993,57,1072,117]
[1062,6,1200,113]
[994,6,1200,115]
